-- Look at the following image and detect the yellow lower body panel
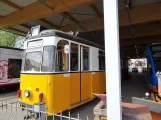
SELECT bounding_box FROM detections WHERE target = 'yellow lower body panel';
[81,72,92,101]
[70,73,80,105]
[20,71,106,114]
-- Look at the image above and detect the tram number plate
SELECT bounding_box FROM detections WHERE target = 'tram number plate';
[36,88,39,92]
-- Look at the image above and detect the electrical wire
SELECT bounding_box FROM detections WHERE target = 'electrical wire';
[37,0,55,11]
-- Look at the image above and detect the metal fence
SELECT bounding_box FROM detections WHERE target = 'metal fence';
[0,101,89,120]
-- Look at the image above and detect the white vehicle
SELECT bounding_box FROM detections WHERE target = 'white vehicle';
[0,47,22,88]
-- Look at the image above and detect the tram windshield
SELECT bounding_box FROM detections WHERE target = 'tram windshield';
[24,46,55,72]
[151,45,161,72]
[24,51,42,72]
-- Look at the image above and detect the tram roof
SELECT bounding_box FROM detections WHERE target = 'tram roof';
[28,29,104,50]
[0,46,23,51]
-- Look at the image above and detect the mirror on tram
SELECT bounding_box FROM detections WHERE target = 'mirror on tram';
[64,45,70,54]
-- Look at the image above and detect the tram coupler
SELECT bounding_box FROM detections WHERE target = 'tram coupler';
[33,102,46,120]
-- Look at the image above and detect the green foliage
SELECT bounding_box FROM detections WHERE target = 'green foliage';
[0,30,17,47]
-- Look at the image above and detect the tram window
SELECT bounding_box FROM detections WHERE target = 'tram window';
[8,59,22,78]
[71,43,78,71]
[99,51,105,70]
[42,46,55,72]
[24,52,42,72]
[83,47,89,71]
[55,40,69,72]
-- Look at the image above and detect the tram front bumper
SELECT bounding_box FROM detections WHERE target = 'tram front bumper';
[18,100,46,113]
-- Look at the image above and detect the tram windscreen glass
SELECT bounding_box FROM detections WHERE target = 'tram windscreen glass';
[24,52,42,72]
[153,52,161,72]
[42,46,55,72]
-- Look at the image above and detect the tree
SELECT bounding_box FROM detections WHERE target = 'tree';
[0,30,18,47]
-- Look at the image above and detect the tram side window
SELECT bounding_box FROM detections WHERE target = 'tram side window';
[99,50,105,70]
[8,59,22,78]
[71,43,78,71]
[42,46,55,72]
[83,47,89,71]
[55,40,69,72]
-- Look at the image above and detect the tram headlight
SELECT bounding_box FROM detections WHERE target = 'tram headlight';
[24,90,30,98]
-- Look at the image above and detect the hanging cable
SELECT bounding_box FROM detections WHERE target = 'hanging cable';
[37,0,55,11]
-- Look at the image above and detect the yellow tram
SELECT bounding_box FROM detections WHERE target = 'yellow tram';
[17,26,106,114]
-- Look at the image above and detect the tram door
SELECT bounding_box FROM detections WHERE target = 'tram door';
[80,46,91,101]
[70,44,91,106]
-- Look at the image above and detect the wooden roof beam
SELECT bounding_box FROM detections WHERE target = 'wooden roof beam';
[62,12,86,30]
[120,22,161,39]
[121,47,145,51]
[0,0,101,28]
[39,18,59,29]
[0,0,23,10]
[0,15,4,19]
[90,4,102,17]
[120,35,161,46]
[119,2,161,26]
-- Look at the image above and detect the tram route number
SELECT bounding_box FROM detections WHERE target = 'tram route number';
[36,88,39,92]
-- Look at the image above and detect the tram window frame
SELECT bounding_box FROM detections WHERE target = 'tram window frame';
[99,50,105,70]
[55,40,69,72]
[42,46,55,72]
[83,46,90,71]
[70,43,79,71]
[21,50,26,72]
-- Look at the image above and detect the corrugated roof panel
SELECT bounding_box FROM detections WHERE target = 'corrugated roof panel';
[60,17,73,26]
[70,5,97,15]
[96,1,103,14]
[8,0,37,7]
[12,25,29,32]
[28,20,51,28]
[133,0,161,6]
[69,6,97,21]
[45,14,73,26]
[0,1,16,16]
[45,14,64,26]
[27,20,57,29]
[26,21,37,27]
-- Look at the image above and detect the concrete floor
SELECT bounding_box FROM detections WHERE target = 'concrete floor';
[121,73,149,102]
[0,72,149,120]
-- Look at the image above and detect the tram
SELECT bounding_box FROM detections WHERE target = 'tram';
[0,46,22,90]
[146,44,161,102]
[17,26,106,114]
